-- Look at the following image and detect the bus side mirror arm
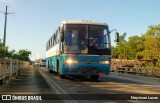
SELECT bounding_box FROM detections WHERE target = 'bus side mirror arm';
[60,42,64,54]
[60,29,64,42]
[109,29,119,42]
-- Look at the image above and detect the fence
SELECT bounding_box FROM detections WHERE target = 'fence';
[0,58,29,85]
[111,59,160,77]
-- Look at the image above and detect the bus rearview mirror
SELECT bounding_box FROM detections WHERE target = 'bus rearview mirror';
[60,30,64,42]
[115,32,119,42]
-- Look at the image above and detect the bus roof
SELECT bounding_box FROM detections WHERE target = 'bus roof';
[61,20,108,26]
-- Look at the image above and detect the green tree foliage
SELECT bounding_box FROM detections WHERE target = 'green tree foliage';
[0,39,9,58]
[17,49,31,61]
[112,33,127,59]
[0,39,31,61]
[139,25,160,59]
[126,36,144,59]
[112,24,160,60]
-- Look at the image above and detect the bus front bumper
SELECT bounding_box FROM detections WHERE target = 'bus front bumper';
[61,64,110,76]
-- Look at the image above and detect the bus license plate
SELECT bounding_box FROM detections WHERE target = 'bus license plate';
[98,72,105,76]
[79,68,98,74]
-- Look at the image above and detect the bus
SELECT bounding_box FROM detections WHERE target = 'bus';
[46,20,119,80]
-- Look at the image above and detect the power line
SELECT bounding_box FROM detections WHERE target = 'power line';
[0,6,14,46]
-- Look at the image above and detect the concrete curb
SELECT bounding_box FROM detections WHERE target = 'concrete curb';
[38,68,64,94]
[38,67,78,103]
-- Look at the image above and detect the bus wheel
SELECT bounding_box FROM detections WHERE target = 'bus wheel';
[60,75,65,78]
[49,69,52,73]
[91,75,99,80]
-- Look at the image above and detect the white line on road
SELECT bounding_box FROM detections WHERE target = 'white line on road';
[39,68,78,103]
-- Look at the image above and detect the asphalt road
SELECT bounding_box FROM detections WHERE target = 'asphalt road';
[0,65,159,103]
[0,65,64,103]
[39,67,160,103]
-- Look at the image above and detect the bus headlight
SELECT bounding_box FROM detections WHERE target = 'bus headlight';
[64,59,78,64]
[100,61,110,64]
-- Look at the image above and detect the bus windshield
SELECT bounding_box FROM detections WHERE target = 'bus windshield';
[64,24,110,55]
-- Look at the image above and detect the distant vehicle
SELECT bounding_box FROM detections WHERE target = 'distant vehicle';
[40,59,46,67]
[35,62,39,66]
[46,20,119,80]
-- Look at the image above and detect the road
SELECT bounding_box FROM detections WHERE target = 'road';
[0,66,64,103]
[39,67,160,103]
[0,66,159,103]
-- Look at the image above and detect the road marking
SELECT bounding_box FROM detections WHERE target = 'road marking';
[39,68,78,103]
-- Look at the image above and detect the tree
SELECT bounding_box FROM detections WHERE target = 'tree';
[113,32,127,59]
[0,39,31,61]
[139,24,160,59]
[112,24,160,60]
[126,35,144,59]
[17,49,31,61]
[0,39,9,58]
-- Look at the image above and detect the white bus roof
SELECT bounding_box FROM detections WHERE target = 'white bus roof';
[61,20,108,26]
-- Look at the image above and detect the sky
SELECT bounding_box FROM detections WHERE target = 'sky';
[0,0,160,60]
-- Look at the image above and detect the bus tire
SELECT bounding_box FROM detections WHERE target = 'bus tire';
[91,75,99,80]
[49,69,52,73]
[60,75,65,78]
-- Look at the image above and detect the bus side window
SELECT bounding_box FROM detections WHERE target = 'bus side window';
[53,33,56,45]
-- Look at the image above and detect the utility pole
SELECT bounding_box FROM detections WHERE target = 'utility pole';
[0,6,14,46]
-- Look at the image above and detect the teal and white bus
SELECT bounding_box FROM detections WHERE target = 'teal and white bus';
[46,20,119,80]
